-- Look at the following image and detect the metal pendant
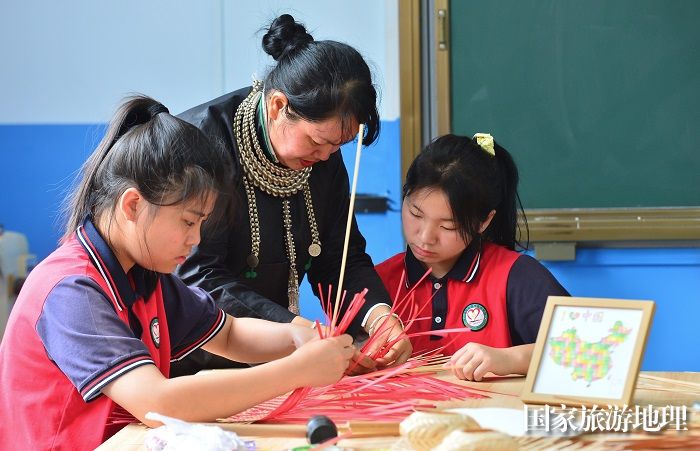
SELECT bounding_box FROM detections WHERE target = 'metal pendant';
[246,254,259,268]
[287,269,300,315]
[308,243,321,257]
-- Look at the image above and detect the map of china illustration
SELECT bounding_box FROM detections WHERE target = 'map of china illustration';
[548,320,632,384]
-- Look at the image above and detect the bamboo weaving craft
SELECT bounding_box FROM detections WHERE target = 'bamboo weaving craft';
[222,283,489,424]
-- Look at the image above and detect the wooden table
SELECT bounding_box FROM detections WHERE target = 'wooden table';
[97,371,700,450]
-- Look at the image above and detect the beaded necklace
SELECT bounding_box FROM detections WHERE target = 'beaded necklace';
[233,81,321,314]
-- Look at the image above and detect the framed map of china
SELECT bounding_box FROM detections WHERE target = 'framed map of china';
[521,296,655,407]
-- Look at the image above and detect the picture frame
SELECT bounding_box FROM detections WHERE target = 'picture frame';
[521,296,655,407]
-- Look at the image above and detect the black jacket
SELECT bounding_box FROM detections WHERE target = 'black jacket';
[172,87,390,373]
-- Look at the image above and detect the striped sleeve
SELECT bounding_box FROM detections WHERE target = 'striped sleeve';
[37,276,155,402]
[80,355,154,401]
[161,275,228,361]
[171,308,226,361]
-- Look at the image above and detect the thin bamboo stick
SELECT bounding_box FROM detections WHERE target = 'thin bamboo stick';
[343,421,401,437]
[634,386,700,397]
[638,374,700,391]
[214,422,306,437]
[332,124,365,326]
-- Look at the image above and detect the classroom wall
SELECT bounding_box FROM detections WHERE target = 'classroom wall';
[0,0,403,275]
[0,0,402,334]
[1,1,696,371]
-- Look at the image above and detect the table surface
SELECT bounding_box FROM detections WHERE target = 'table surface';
[97,371,700,450]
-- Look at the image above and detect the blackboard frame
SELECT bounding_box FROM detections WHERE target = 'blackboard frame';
[524,207,700,242]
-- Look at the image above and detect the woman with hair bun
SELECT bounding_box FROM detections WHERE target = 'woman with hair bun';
[174,14,411,375]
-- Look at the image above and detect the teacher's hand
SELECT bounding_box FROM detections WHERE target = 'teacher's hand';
[363,310,412,369]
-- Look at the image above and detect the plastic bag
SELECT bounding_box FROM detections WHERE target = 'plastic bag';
[144,412,251,451]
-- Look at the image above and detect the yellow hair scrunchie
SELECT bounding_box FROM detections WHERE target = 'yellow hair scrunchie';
[473,133,495,157]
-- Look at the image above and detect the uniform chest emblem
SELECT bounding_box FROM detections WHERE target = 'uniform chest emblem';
[462,303,488,331]
[150,318,160,348]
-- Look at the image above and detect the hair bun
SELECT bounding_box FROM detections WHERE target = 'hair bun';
[262,14,314,61]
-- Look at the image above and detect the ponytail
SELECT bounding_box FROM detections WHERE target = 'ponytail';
[61,95,232,242]
[484,142,528,250]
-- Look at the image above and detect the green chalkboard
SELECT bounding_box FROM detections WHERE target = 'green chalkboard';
[450,0,700,209]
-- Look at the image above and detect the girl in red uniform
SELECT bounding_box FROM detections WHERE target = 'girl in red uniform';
[0,96,353,451]
[375,134,568,381]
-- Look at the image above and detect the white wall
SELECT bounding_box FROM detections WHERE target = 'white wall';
[0,0,399,124]
[221,1,399,119]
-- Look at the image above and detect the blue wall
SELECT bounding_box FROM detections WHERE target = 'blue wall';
[541,248,700,371]
[0,119,402,264]
[0,124,103,259]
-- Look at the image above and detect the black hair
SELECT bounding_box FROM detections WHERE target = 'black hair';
[261,14,380,145]
[62,95,233,241]
[402,134,528,251]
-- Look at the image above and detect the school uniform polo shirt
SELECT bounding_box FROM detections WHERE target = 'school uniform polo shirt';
[375,239,569,356]
[0,218,226,451]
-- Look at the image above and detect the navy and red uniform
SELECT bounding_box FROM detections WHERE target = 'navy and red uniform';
[375,238,568,356]
[0,218,226,451]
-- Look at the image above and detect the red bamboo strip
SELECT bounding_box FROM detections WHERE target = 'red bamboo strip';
[222,357,488,424]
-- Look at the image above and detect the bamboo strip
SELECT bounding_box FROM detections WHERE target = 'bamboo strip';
[638,374,700,391]
[344,421,401,437]
[214,422,306,437]
[634,386,700,397]
[332,124,365,324]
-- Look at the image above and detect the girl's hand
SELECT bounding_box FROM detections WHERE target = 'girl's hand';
[374,334,412,368]
[292,334,354,387]
[447,342,523,381]
[289,323,319,349]
[363,310,412,369]
[290,317,376,376]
